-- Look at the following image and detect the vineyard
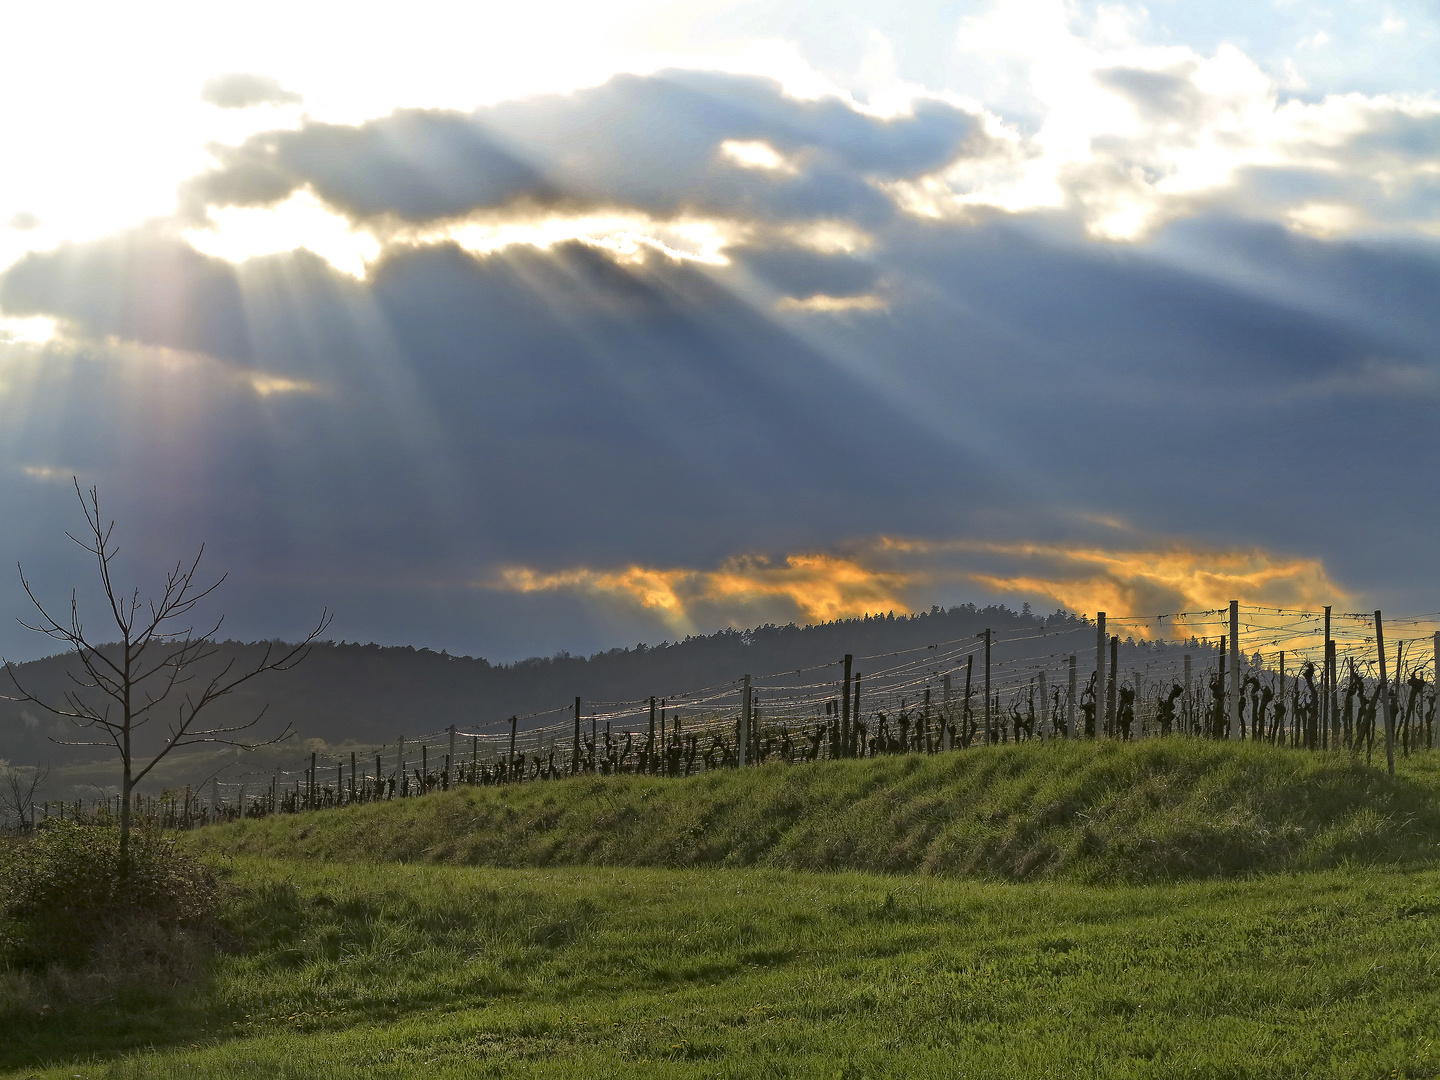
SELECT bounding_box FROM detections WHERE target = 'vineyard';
[21,602,1440,830]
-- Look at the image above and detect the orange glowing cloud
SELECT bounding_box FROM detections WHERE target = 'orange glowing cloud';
[495,552,913,634]
[877,536,1349,637]
[492,534,1352,638]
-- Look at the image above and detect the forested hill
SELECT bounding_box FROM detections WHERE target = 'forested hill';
[0,603,1183,764]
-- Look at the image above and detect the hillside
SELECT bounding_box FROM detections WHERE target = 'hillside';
[188,739,1440,883]
[3,603,1197,778]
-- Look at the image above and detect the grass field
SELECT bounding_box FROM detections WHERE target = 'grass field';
[7,859,1440,1078]
[7,741,1440,1078]
[188,739,1440,882]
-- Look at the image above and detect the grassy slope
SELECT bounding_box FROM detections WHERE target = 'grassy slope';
[189,740,1440,882]
[11,742,1440,1078]
[7,859,1440,1078]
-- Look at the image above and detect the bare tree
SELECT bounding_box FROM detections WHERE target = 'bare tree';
[3,481,329,858]
[0,761,47,828]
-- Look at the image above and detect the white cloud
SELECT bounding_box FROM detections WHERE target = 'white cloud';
[183,190,380,277]
[879,0,1440,241]
[246,373,319,397]
[718,139,799,174]
[1286,201,1364,237]
[775,293,886,313]
[0,315,56,345]
[1287,357,1440,400]
[1375,13,1408,36]
[3,0,1439,281]
[183,196,745,277]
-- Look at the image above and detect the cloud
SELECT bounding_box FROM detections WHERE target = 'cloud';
[3,52,1440,661]
[1282,356,1440,400]
[182,71,983,231]
[187,110,551,223]
[493,533,1350,640]
[0,314,55,345]
[200,73,302,109]
[886,538,1349,632]
[736,242,879,300]
[876,1,1440,241]
[18,464,72,483]
[774,293,886,312]
[495,552,914,634]
[3,207,1437,629]
[719,139,800,174]
[244,373,319,397]
[0,224,999,583]
[0,226,257,362]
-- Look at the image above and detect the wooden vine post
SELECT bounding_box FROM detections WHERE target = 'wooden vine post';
[573,698,582,775]
[647,696,657,773]
[1037,670,1048,739]
[1328,637,1340,750]
[1278,652,1286,743]
[508,716,517,778]
[841,654,853,758]
[964,654,974,742]
[1182,653,1191,730]
[983,629,992,745]
[1322,606,1333,748]
[1107,635,1118,737]
[739,675,752,766]
[1095,613,1106,739]
[942,672,952,751]
[1067,654,1077,739]
[852,672,861,756]
[1229,600,1241,740]
[1375,610,1394,776]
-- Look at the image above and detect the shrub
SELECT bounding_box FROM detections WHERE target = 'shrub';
[0,821,222,972]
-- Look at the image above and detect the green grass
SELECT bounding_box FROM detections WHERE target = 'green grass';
[7,858,1440,1078]
[190,740,1440,882]
[10,741,1440,1078]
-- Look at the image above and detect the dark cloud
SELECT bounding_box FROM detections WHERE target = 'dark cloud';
[187,111,551,221]
[786,215,1440,598]
[1095,66,1204,124]
[1,227,252,359]
[2,66,1439,661]
[185,70,982,225]
[734,244,879,299]
[4,208,1439,655]
[201,72,302,109]
[0,226,1007,567]
[1343,110,1440,161]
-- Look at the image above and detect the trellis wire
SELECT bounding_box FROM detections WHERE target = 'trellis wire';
[22,604,1439,830]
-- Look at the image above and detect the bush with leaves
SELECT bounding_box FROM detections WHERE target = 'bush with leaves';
[0,821,222,971]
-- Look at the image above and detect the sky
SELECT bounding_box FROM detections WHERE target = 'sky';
[0,0,1437,662]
